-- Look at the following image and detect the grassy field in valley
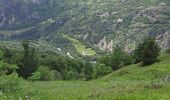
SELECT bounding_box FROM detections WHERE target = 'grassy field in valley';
[1,54,170,100]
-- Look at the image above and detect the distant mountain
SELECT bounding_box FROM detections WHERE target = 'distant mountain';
[0,0,170,56]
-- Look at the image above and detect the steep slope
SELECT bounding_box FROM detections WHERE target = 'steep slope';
[0,0,170,56]
[102,53,170,81]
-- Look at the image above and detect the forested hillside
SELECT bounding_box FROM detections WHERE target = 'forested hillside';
[0,0,170,57]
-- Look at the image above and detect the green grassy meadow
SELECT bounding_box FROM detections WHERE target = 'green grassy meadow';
[1,54,170,100]
[62,34,96,56]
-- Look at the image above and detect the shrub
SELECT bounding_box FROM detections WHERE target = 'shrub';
[28,72,41,81]
[0,61,18,76]
[0,73,22,93]
[66,71,78,80]
[37,66,50,81]
[93,64,112,78]
[47,70,61,80]
[98,55,110,67]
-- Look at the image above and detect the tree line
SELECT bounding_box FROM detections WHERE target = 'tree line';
[0,37,161,81]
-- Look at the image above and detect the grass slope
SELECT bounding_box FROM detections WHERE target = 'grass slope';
[1,54,170,100]
[62,34,96,56]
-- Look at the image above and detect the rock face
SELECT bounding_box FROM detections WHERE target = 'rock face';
[97,37,113,53]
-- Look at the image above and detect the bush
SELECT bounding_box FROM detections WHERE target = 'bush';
[0,73,22,93]
[66,71,78,80]
[37,66,50,81]
[93,64,112,78]
[98,55,110,67]
[28,72,41,81]
[0,61,18,76]
[47,70,61,80]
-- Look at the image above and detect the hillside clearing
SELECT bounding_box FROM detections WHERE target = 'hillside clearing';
[62,34,96,56]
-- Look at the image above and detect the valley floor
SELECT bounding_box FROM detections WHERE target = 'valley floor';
[1,54,170,100]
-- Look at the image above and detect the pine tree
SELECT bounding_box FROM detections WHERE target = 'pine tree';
[135,37,160,66]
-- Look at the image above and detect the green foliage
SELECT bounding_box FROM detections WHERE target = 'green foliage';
[83,61,94,80]
[44,55,67,79]
[66,59,83,75]
[0,50,3,60]
[142,38,160,65]
[111,47,134,70]
[28,72,41,81]
[135,37,160,66]
[134,43,144,63]
[165,48,170,54]
[0,0,170,98]
[0,61,18,76]
[47,70,61,81]
[17,41,39,78]
[37,66,61,81]
[0,73,21,93]
[2,47,13,63]
[98,47,134,71]
[3,54,170,99]
[93,64,112,78]
[98,55,111,67]
[111,47,124,70]
[37,66,50,81]
[66,71,78,80]
[1,54,170,99]
[39,52,93,80]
